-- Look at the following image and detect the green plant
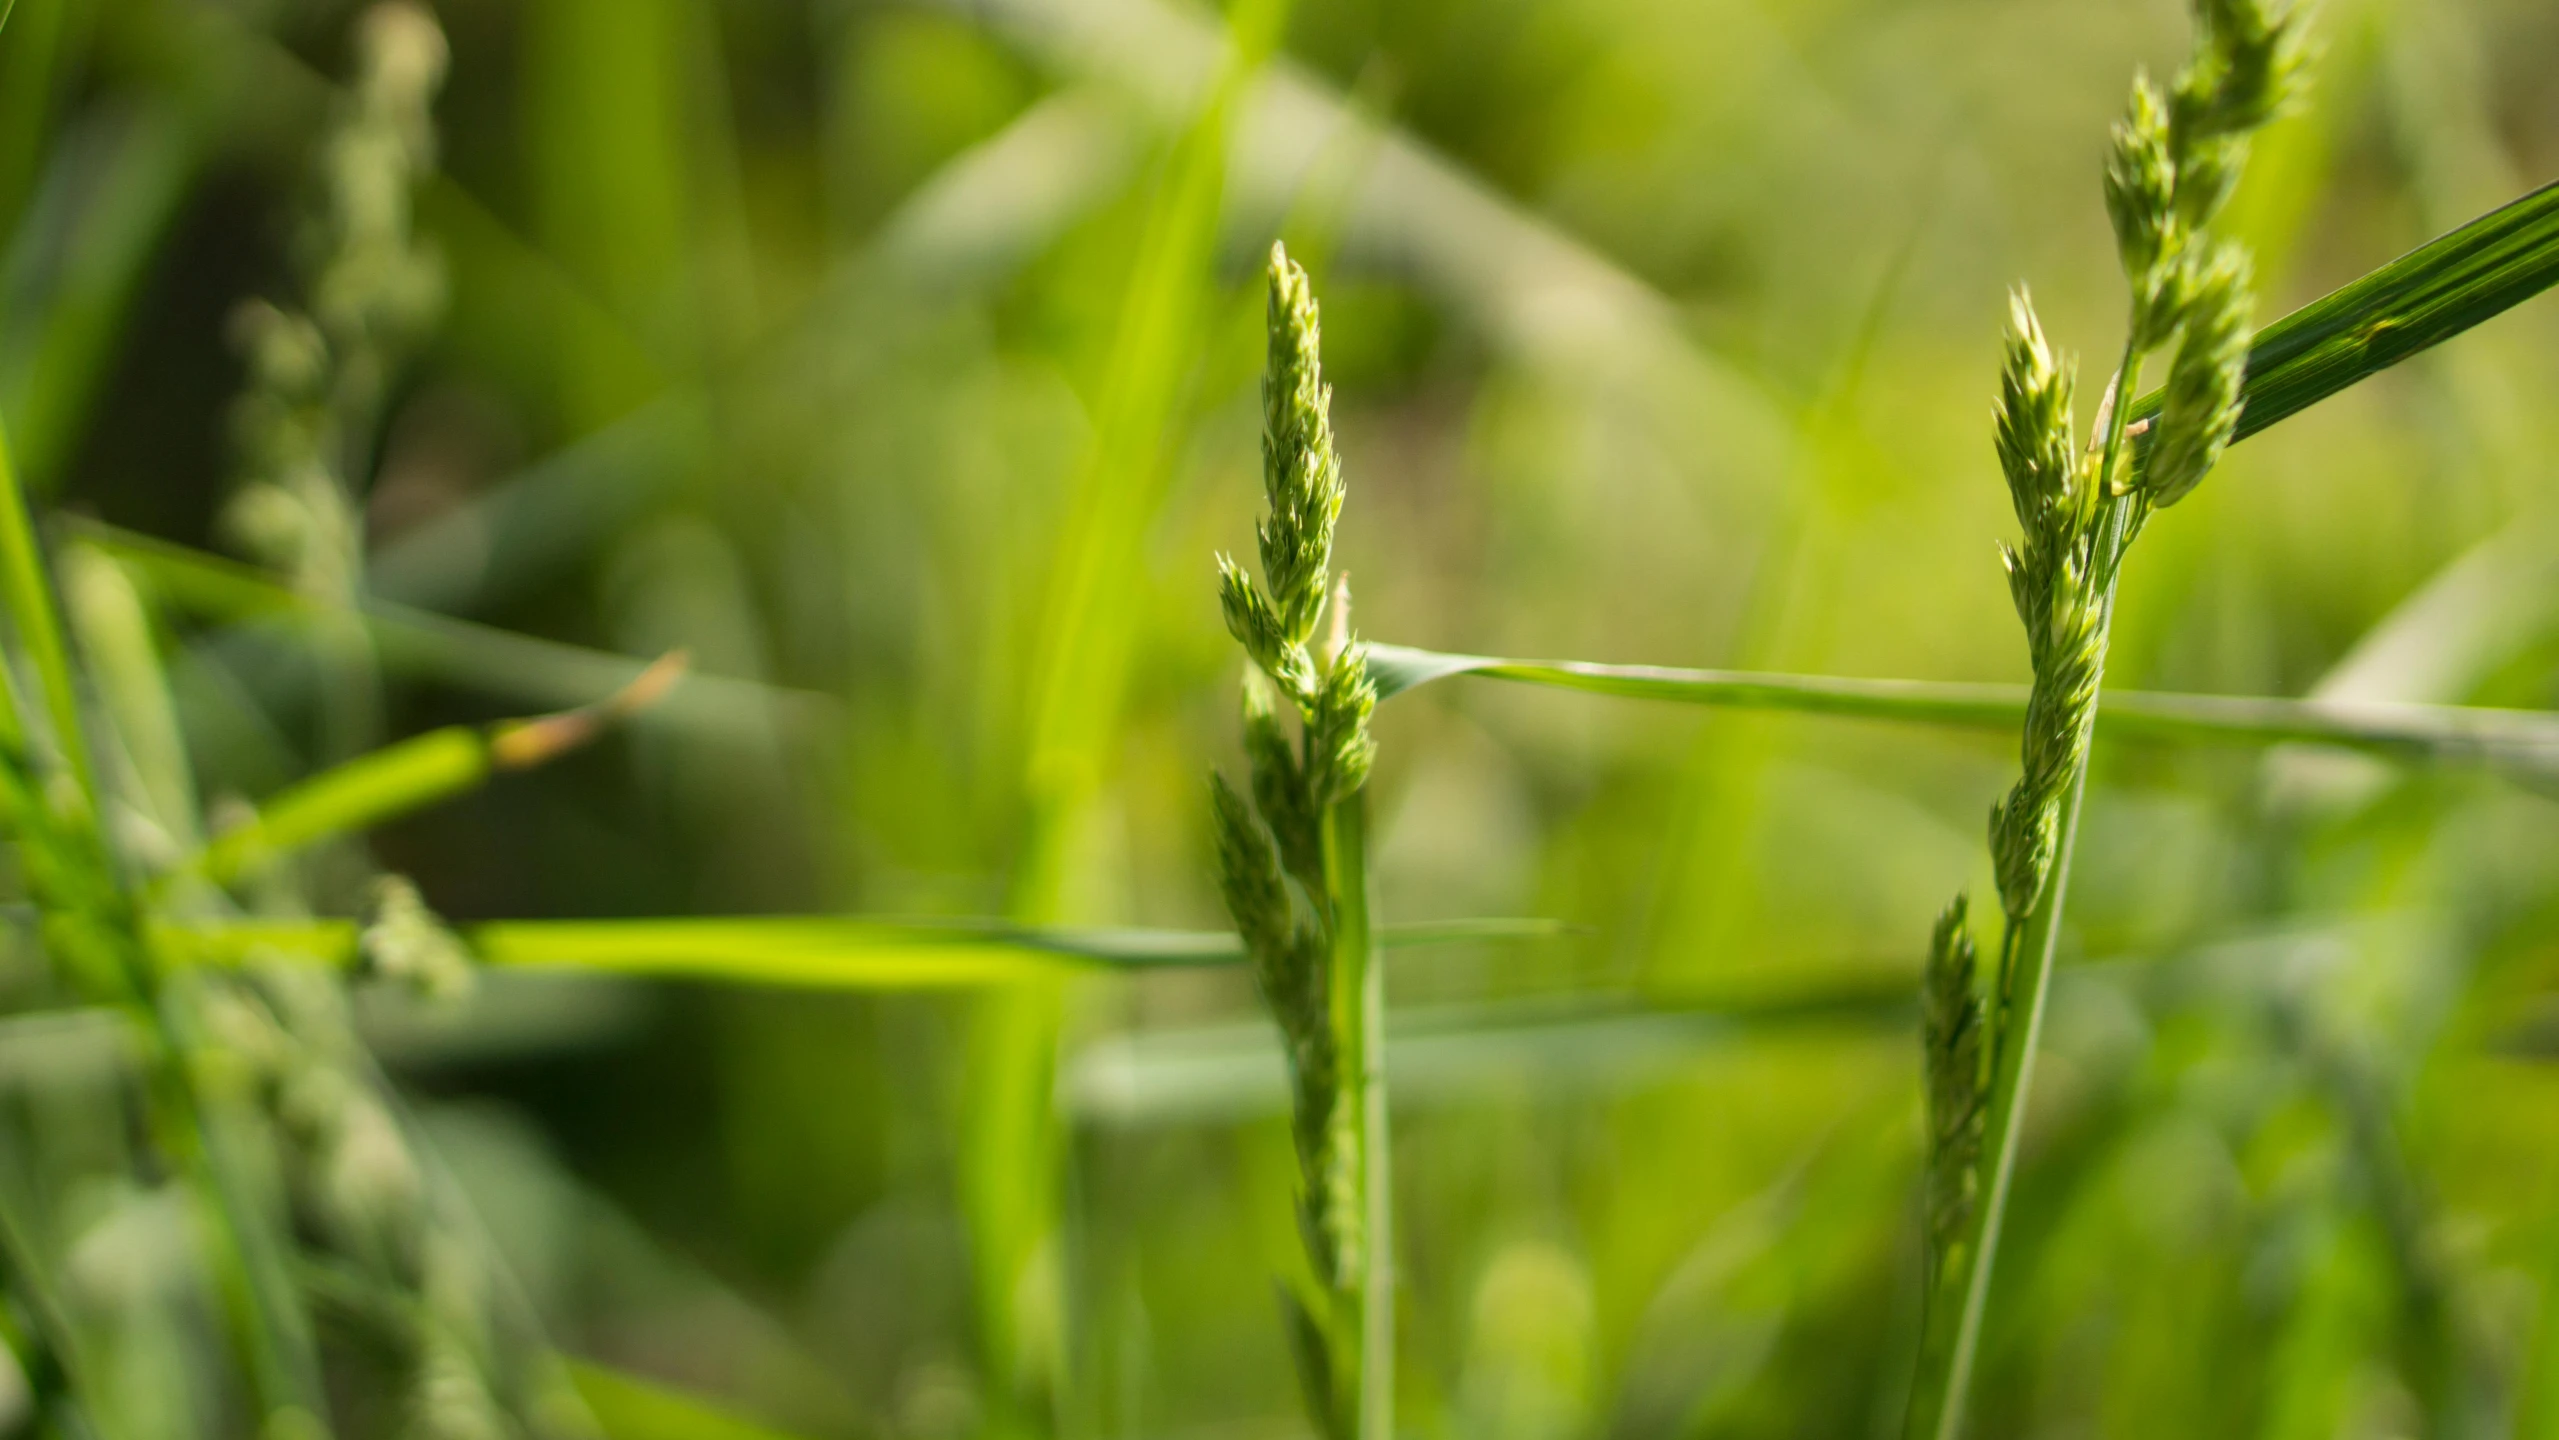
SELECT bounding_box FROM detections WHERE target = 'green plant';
[1905,2,2310,1433]
[1210,243,1389,1440]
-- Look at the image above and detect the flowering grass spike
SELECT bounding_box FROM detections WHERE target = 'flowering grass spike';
[1908,2,2310,1436]
[1211,242,1391,1440]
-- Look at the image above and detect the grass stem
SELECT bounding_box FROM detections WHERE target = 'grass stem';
[1321,793,1391,1440]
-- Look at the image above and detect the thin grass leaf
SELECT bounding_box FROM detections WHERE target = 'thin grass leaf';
[1366,643,2559,775]
[185,656,684,887]
[156,915,1569,988]
[192,726,486,885]
[2128,177,2559,451]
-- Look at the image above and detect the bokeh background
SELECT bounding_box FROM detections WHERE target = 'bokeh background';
[17,0,2559,1433]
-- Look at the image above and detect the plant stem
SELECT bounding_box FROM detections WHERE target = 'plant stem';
[1912,340,2145,1440]
[1321,791,1391,1440]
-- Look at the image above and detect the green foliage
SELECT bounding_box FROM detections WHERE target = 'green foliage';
[3,0,2558,1435]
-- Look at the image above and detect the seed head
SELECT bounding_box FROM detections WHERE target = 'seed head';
[2143,245,2253,507]
[1922,896,1985,1277]
[1212,772,1295,970]
[1993,291,2077,541]
[2105,74,2181,337]
[1260,243,1344,645]
[2174,0,2311,148]
[359,874,475,1002]
[1305,640,1377,808]
[1242,675,1321,887]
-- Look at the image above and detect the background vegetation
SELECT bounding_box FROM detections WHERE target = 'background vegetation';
[7,0,2559,1435]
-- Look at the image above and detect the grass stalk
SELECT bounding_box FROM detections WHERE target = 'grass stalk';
[1908,4,2313,1431]
[1320,793,1390,1440]
[1213,244,1390,1440]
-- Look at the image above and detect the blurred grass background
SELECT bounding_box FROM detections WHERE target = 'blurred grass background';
[13,0,2559,1434]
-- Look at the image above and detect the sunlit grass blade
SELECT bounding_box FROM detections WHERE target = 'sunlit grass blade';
[2128,177,2559,450]
[970,0,1292,1425]
[157,915,1569,988]
[1367,643,2559,774]
[185,655,685,887]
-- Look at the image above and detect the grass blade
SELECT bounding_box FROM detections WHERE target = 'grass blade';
[186,656,685,886]
[0,418,92,799]
[156,915,1569,988]
[2128,177,2559,449]
[1367,643,2559,774]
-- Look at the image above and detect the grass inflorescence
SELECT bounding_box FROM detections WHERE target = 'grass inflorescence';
[1906,2,2312,1434]
[1210,242,1389,1440]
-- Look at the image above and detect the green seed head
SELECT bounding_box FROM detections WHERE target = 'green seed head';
[1211,771,1295,971]
[2144,245,2254,507]
[1922,895,1985,1276]
[2105,73,2182,336]
[1993,290,2077,541]
[1260,243,1345,645]
[2175,0,2310,148]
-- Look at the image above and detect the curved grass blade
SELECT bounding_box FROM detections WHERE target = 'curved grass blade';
[2127,177,2559,450]
[183,655,685,887]
[1367,644,2559,775]
[154,914,1572,989]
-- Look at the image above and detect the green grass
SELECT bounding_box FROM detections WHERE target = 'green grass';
[4,0,2559,1435]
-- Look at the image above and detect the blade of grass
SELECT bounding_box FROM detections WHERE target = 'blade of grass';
[2127,177,2559,452]
[1366,644,2559,774]
[182,655,686,887]
[156,915,1569,988]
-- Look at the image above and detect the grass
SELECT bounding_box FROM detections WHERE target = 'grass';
[5,0,2559,1435]
[1211,243,1388,1440]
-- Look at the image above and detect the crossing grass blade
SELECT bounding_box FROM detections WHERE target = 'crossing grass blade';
[0,419,93,797]
[182,655,686,887]
[154,915,1572,989]
[1366,644,2559,774]
[2128,177,2559,451]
